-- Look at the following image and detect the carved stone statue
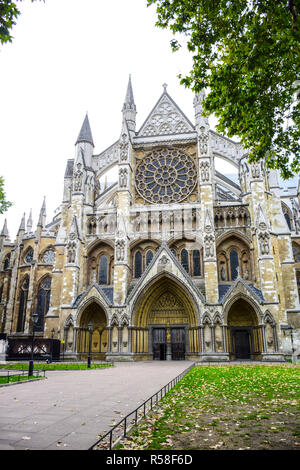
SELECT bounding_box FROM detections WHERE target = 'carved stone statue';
[116,239,125,261]
[204,234,214,258]
[259,232,270,255]
[119,168,128,188]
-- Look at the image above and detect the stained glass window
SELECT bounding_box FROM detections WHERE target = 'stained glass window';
[230,250,239,280]
[146,250,153,267]
[193,250,201,276]
[24,248,33,264]
[17,277,29,332]
[284,213,291,230]
[99,256,108,284]
[3,254,10,270]
[42,250,55,264]
[134,251,142,278]
[293,245,300,263]
[135,148,197,204]
[181,249,189,273]
[35,277,51,332]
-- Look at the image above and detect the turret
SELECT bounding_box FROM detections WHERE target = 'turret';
[75,113,94,167]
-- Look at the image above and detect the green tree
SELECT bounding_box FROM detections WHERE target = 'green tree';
[0,177,12,214]
[0,1,44,214]
[0,0,43,45]
[147,0,300,178]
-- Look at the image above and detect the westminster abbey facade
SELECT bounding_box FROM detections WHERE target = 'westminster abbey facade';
[1,78,300,361]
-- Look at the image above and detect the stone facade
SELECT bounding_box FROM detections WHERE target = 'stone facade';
[1,78,300,362]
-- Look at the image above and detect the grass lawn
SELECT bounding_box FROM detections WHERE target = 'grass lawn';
[0,362,113,371]
[116,365,300,451]
[0,375,39,385]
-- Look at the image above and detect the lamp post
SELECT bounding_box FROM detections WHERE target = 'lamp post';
[87,321,93,368]
[28,312,39,377]
[50,328,55,363]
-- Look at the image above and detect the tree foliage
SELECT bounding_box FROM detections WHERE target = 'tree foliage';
[0,0,42,45]
[147,0,300,178]
[0,1,43,214]
[0,177,12,214]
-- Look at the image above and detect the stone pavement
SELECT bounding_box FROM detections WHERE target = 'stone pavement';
[0,361,191,450]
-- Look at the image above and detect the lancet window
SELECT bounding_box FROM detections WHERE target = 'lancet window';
[99,256,108,285]
[16,277,29,332]
[35,277,51,332]
[134,251,142,278]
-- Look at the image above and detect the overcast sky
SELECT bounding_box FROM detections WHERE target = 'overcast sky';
[0,0,234,240]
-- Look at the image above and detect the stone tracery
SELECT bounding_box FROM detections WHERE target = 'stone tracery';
[135,148,197,204]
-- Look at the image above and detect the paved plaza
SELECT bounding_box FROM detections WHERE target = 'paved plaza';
[0,361,190,450]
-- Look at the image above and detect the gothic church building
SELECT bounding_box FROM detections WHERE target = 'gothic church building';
[1,78,300,362]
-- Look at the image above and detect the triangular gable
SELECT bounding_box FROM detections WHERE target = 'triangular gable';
[220,276,264,304]
[72,282,111,308]
[137,91,195,138]
[127,243,205,305]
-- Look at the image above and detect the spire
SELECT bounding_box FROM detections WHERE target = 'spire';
[75,113,94,147]
[41,196,46,214]
[19,213,26,232]
[124,74,135,107]
[1,219,9,239]
[122,75,137,132]
[26,209,33,232]
[38,197,46,228]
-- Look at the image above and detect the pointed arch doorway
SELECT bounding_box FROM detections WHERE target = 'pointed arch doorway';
[132,275,199,360]
[76,301,109,360]
[227,298,263,360]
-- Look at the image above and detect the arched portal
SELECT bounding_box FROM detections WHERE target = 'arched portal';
[226,298,263,360]
[132,275,199,361]
[76,301,108,360]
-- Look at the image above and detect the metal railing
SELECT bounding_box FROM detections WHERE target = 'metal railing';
[88,362,195,451]
[0,369,46,384]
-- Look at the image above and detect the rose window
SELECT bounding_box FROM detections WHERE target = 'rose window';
[135,148,197,204]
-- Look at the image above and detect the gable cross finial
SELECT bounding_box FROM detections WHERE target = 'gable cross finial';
[163,83,168,92]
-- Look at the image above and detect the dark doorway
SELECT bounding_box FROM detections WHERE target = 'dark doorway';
[234,329,251,359]
[171,328,186,360]
[152,328,166,360]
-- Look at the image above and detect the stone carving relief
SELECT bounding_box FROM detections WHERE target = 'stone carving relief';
[251,161,265,180]
[138,95,193,137]
[198,126,209,155]
[119,168,128,188]
[116,239,125,261]
[158,255,170,267]
[291,198,300,233]
[204,234,215,258]
[200,160,210,182]
[73,163,83,191]
[135,148,197,204]
[119,133,129,161]
[258,230,270,255]
[67,233,77,264]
